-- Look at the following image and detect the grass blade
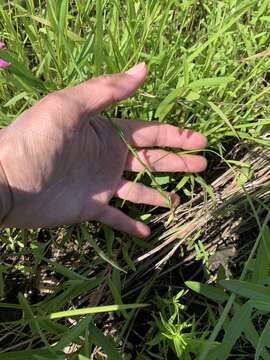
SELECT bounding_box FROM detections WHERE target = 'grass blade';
[220,280,270,302]
[81,226,126,273]
[211,302,253,359]
[49,303,148,320]
[94,0,103,75]
[256,318,270,360]
[89,323,122,360]
[185,281,229,303]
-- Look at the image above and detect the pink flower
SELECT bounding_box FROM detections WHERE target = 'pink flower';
[0,41,10,68]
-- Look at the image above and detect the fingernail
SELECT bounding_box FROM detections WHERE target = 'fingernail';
[140,225,151,238]
[126,62,146,76]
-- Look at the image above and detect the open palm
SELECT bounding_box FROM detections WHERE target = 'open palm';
[0,63,207,237]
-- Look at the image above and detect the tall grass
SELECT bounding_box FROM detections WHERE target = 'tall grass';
[1,0,270,359]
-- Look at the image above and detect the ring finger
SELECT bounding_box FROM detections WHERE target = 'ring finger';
[115,179,180,207]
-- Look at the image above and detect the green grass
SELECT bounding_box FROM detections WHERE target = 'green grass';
[1,0,270,359]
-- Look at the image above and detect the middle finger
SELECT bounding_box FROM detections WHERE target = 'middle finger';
[125,149,207,172]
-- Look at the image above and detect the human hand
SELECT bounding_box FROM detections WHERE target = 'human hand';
[0,63,207,237]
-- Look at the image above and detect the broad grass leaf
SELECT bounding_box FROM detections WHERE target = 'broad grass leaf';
[220,280,270,302]
[108,278,128,318]
[30,15,84,42]
[208,101,238,137]
[39,278,102,311]
[155,87,185,120]
[185,281,229,303]
[94,0,103,75]
[150,174,171,186]
[108,29,125,70]
[59,0,68,35]
[0,268,4,298]
[89,323,122,360]
[78,356,90,360]
[3,91,29,108]
[234,303,270,360]
[256,318,270,360]
[103,225,114,257]
[122,244,136,271]
[189,77,234,90]
[183,55,189,86]
[81,226,126,273]
[0,302,22,309]
[174,175,190,191]
[18,293,40,336]
[252,225,270,284]
[18,293,51,350]
[38,319,67,335]
[213,302,253,359]
[48,260,88,280]
[54,316,92,351]
[195,175,216,202]
[46,0,58,30]
[185,91,200,101]
[0,348,64,360]
[49,303,148,320]
[250,300,270,312]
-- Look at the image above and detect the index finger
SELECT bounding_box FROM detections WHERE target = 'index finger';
[115,120,207,150]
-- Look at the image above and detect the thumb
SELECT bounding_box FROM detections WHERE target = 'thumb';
[66,63,147,114]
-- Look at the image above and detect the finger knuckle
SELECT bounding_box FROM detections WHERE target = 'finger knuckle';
[98,75,120,103]
[40,91,67,108]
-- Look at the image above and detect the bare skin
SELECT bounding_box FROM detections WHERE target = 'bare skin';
[0,63,207,237]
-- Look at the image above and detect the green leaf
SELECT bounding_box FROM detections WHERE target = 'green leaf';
[122,244,136,271]
[39,278,102,311]
[108,278,128,318]
[189,77,234,89]
[234,302,270,360]
[208,101,238,138]
[81,226,126,273]
[220,280,270,302]
[94,0,103,75]
[186,281,229,303]
[49,303,148,320]
[54,316,92,351]
[213,302,253,359]
[3,91,29,108]
[103,225,114,257]
[78,356,90,360]
[48,260,88,281]
[18,293,40,335]
[150,174,171,186]
[256,318,270,360]
[89,323,122,360]
[0,49,47,92]
[0,348,64,360]
[38,319,67,335]
[18,293,51,351]
[155,86,185,120]
[250,300,270,312]
[185,91,200,101]
[30,15,84,42]
[252,226,270,284]
[59,0,68,35]
[0,268,4,298]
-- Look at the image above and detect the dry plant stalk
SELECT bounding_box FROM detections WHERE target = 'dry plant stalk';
[138,142,270,270]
